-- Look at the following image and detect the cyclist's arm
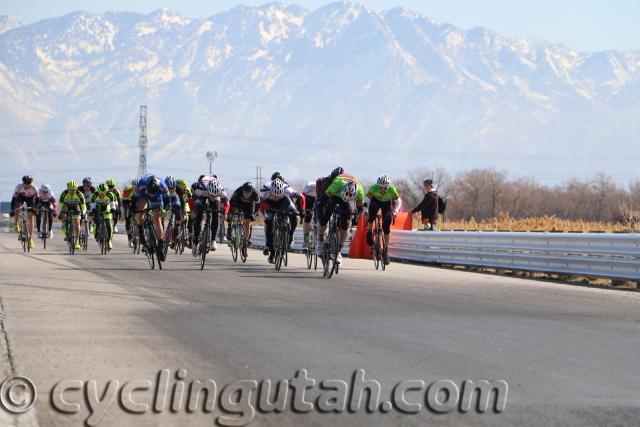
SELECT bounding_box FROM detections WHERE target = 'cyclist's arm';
[80,194,87,215]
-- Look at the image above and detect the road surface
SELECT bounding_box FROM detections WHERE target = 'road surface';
[0,231,638,426]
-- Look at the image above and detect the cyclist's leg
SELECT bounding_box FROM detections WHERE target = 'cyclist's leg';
[227,205,238,239]
[193,198,206,244]
[47,205,54,233]
[134,196,147,244]
[242,203,254,241]
[381,203,393,247]
[73,207,81,239]
[264,210,274,254]
[59,207,67,236]
[35,201,42,234]
[336,200,352,247]
[316,197,334,239]
[106,214,113,248]
[26,197,36,239]
[366,199,379,245]
[210,199,221,242]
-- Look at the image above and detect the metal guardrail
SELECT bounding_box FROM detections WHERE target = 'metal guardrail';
[4,217,638,281]
[389,231,640,281]
[250,226,353,256]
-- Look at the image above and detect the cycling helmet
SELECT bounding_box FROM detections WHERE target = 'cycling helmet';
[341,181,357,202]
[241,181,255,193]
[377,175,391,188]
[207,178,224,196]
[270,179,285,197]
[82,177,92,185]
[146,177,160,195]
[67,180,79,191]
[271,171,283,181]
[40,184,51,193]
[176,179,188,190]
[131,178,139,187]
[97,183,108,194]
[330,167,344,179]
[22,175,33,184]
[106,178,116,187]
[165,176,176,189]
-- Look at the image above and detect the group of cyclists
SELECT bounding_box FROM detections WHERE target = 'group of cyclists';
[10,167,403,267]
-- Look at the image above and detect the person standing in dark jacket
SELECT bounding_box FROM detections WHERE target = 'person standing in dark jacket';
[411,179,439,230]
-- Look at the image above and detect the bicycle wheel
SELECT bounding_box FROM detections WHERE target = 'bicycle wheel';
[305,238,312,269]
[152,230,163,270]
[372,224,381,270]
[240,225,248,263]
[145,242,155,269]
[41,212,48,250]
[81,219,89,251]
[283,225,289,267]
[102,221,109,255]
[200,222,209,270]
[230,222,238,262]
[324,229,339,279]
[68,222,75,255]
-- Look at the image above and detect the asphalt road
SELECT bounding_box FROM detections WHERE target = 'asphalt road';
[0,231,638,426]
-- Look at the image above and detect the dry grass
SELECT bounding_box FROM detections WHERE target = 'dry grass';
[419,214,637,233]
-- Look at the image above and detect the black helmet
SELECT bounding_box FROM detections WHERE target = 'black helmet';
[146,177,160,195]
[271,171,283,181]
[22,175,33,184]
[82,177,92,185]
[241,181,254,193]
[330,166,344,179]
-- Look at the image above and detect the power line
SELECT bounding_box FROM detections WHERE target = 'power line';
[0,126,137,138]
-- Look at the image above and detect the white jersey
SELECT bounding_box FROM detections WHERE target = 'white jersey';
[260,181,300,201]
[302,181,316,198]
[14,183,38,198]
[38,190,56,203]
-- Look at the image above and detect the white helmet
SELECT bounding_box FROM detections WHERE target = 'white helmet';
[270,179,285,197]
[341,181,357,202]
[377,175,391,187]
[207,178,224,196]
[40,184,51,193]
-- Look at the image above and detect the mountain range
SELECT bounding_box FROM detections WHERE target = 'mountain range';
[0,2,638,195]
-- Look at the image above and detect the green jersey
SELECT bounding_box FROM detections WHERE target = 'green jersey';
[325,173,365,204]
[366,184,399,202]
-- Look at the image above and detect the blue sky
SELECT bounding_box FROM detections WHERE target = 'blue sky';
[2,0,639,52]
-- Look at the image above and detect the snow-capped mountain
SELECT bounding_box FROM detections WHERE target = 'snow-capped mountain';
[0,15,22,34]
[0,2,638,194]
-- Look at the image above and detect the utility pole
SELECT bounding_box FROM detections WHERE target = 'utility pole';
[255,165,262,188]
[138,106,148,178]
[206,150,218,175]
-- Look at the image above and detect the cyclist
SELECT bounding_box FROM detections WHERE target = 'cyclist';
[315,172,364,265]
[35,184,57,239]
[106,179,122,233]
[121,179,137,245]
[58,180,87,249]
[192,174,226,255]
[364,175,401,265]
[80,177,95,210]
[90,184,116,250]
[133,174,171,261]
[226,181,259,245]
[10,175,38,249]
[260,172,304,248]
[301,181,317,246]
[260,178,299,264]
[175,179,192,245]
[163,176,184,249]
